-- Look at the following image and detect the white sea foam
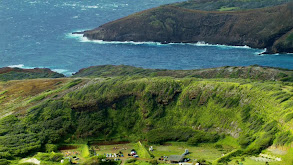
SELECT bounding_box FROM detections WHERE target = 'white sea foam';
[254,48,267,55]
[87,5,99,9]
[52,69,73,76]
[186,41,252,49]
[8,64,25,68]
[81,38,167,46]
[7,64,35,69]
[66,32,167,46]
[67,33,259,49]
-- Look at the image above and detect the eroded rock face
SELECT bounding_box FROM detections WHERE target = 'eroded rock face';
[83,3,293,54]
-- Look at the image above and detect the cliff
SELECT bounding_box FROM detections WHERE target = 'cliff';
[83,2,293,54]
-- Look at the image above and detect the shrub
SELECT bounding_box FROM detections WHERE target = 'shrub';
[187,131,220,146]
[285,113,293,122]
[149,160,158,165]
[0,159,9,165]
[35,152,63,162]
[238,134,255,148]
[275,131,293,145]
[147,127,195,144]
[244,133,274,154]
[126,158,137,163]
[45,144,57,153]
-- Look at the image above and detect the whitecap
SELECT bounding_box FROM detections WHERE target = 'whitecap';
[254,48,267,55]
[87,5,99,9]
[52,69,73,76]
[187,41,252,49]
[80,38,168,46]
[7,64,35,69]
[8,64,25,68]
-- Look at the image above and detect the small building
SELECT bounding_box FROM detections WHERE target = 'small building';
[167,155,185,164]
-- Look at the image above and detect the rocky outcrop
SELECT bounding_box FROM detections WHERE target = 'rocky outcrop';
[82,3,293,54]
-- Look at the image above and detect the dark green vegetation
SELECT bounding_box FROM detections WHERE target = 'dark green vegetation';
[174,0,291,11]
[1,65,293,164]
[0,67,65,81]
[83,1,293,54]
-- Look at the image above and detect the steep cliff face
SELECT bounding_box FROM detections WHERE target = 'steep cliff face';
[83,3,293,53]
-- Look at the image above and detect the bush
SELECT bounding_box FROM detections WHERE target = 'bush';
[45,144,58,153]
[275,131,293,145]
[147,127,195,144]
[149,160,158,165]
[35,152,63,162]
[187,131,220,145]
[285,113,293,122]
[238,134,255,148]
[126,158,137,163]
[0,159,9,165]
[244,133,274,154]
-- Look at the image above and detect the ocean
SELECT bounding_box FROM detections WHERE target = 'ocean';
[0,0,292,76]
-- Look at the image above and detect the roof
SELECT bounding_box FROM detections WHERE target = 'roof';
[167,155,184,162]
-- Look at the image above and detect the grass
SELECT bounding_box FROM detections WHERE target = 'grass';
[218,6,240,11]
[81,144,90,158]
[150,142,226,162]
[230,156,282,165]
[0,79,69,119]
[134,142,153,159]
[215,136,240,149]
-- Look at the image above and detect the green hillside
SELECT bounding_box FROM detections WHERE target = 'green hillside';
[0,65,293,164]
[0,67,65,81]
[173,0,291,11]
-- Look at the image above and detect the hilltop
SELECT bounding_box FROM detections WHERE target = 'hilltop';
[0,67,65,81]
[73,65,293,82]
[82,1,293,54]
[0,65,293,164]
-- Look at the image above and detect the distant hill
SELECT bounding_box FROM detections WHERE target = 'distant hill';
[0,67,65,81]
[82,1,293,54]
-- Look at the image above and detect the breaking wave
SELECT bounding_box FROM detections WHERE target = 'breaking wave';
[66,32,260,49]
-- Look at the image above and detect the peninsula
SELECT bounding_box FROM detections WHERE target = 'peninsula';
[80,0,293,54]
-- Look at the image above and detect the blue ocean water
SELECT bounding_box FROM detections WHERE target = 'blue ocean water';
[0,0,292,76]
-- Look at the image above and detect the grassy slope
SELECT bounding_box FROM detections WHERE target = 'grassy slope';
[0,65,293,164]
[73,65,293,82]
